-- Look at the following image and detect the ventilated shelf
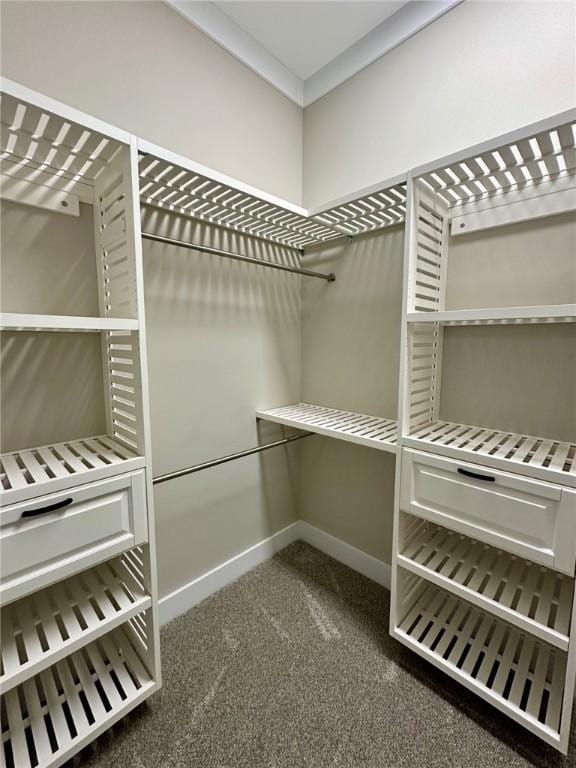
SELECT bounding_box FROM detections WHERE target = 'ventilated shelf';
[404,421,576,488]
[138,153,341,250]
[406,304,576,325]
[310,181,407,237]
[0,553,150,693]
[394,580,567,747]
[1,89,125,200]
[399,515,574,650]
[0,314,139,333]
[138,148,407,249]
[417,117,576,208]
[256,403,398,453]
[0,436,145,506]
[1,623,155,768]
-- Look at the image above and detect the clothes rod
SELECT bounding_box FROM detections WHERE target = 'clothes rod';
[152,431,313,485]
[141,232,335,282]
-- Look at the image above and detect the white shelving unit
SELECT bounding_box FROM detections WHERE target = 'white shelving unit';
[392,110,576,754]
[0,313,139,332]
[395,576,567,747]
[407,304,576,325]
[256,403,398,454]
[403,421,576,488]
[1,435,146,505]
[0,81,160,768]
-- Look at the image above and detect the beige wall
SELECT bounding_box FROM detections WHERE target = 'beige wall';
[440,324,576,443]
[0,1,303,205]
[0,200,106,451]
[303,1,576,208]
[141,208,302,598]
[298,227,404,563]
[445,212,576,310]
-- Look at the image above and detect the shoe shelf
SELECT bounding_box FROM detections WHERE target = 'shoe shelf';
[399,515,574,650]
[0,436,146,506]
[393,579,567,749]
[1,623,156,768]
[406,304,576,326]
[403,421,576,488]
[0,314,139,333]
[0,553,151,693]
[256,403,398,454]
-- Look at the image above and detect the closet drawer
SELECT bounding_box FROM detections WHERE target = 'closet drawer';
[0,470,147,605]
[400,449,576,574]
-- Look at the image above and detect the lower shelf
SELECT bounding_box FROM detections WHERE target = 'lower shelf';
[256,403,398,453]
[1,624,156,768]
[393,579,567,749]
[0,435,146,506]
[1,551,151,693]
[404,421,576,488]
[399,514,574,650]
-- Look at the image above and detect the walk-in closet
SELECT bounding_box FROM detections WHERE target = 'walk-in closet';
[1,2,575,766]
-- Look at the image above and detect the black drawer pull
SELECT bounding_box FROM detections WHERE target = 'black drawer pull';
[457,468,495,483]
[21,497,74,519]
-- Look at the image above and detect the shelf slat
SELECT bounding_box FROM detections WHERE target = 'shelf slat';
[0,313,138,332]
[0,436,145,506]
[399,515,574,650]
[407,304,576,325]
[0,554,151,693]
[393,581,566,749]
[1,624,156,768]
[256,403,398,454]
[404,421,576,488]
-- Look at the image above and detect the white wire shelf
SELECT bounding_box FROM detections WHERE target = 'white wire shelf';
[0,436,146,506]
[399,515,574,650]
[0,314,139,333]
[404,421,576,488]
[406,304,576,325]
[1,553,150,693]
[1,623,155,768]
[394,579,567,748]
[256,403,398,453]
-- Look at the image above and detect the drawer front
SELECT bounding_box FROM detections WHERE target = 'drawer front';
[1,470,147,604]
[400,449,576,574]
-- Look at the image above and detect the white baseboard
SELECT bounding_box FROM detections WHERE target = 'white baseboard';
[298,522,391,590]
[159,521,300,624]
[159,520,391,625]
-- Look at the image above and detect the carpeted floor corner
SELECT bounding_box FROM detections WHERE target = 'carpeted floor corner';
[69,542,575,768]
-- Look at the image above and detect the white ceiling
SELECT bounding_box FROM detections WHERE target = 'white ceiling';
[167,0,463,106]
[214,1,408,80]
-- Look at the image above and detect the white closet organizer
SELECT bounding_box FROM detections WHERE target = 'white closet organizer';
[391,110,576,753]
[138,138,406,461]
[0,81,160,768]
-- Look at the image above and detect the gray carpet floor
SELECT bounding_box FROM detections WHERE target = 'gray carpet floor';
[71,542,576,768]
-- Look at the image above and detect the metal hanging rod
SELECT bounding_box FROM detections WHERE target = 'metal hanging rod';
[152,431,313,485]
[141,232,335,282]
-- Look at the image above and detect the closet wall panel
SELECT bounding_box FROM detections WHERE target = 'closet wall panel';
[445,213,576,310]
[298,227,404,563]
[141,208,301,599]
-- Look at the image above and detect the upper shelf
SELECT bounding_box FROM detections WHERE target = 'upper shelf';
[406,305,576,325]
[256,403,398,454]
[1,435,145,506]
[404,420,576,488]
[138,145,407,250]
[0,313,139,332]
[1,87,127,201]
[415,112,576,209]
